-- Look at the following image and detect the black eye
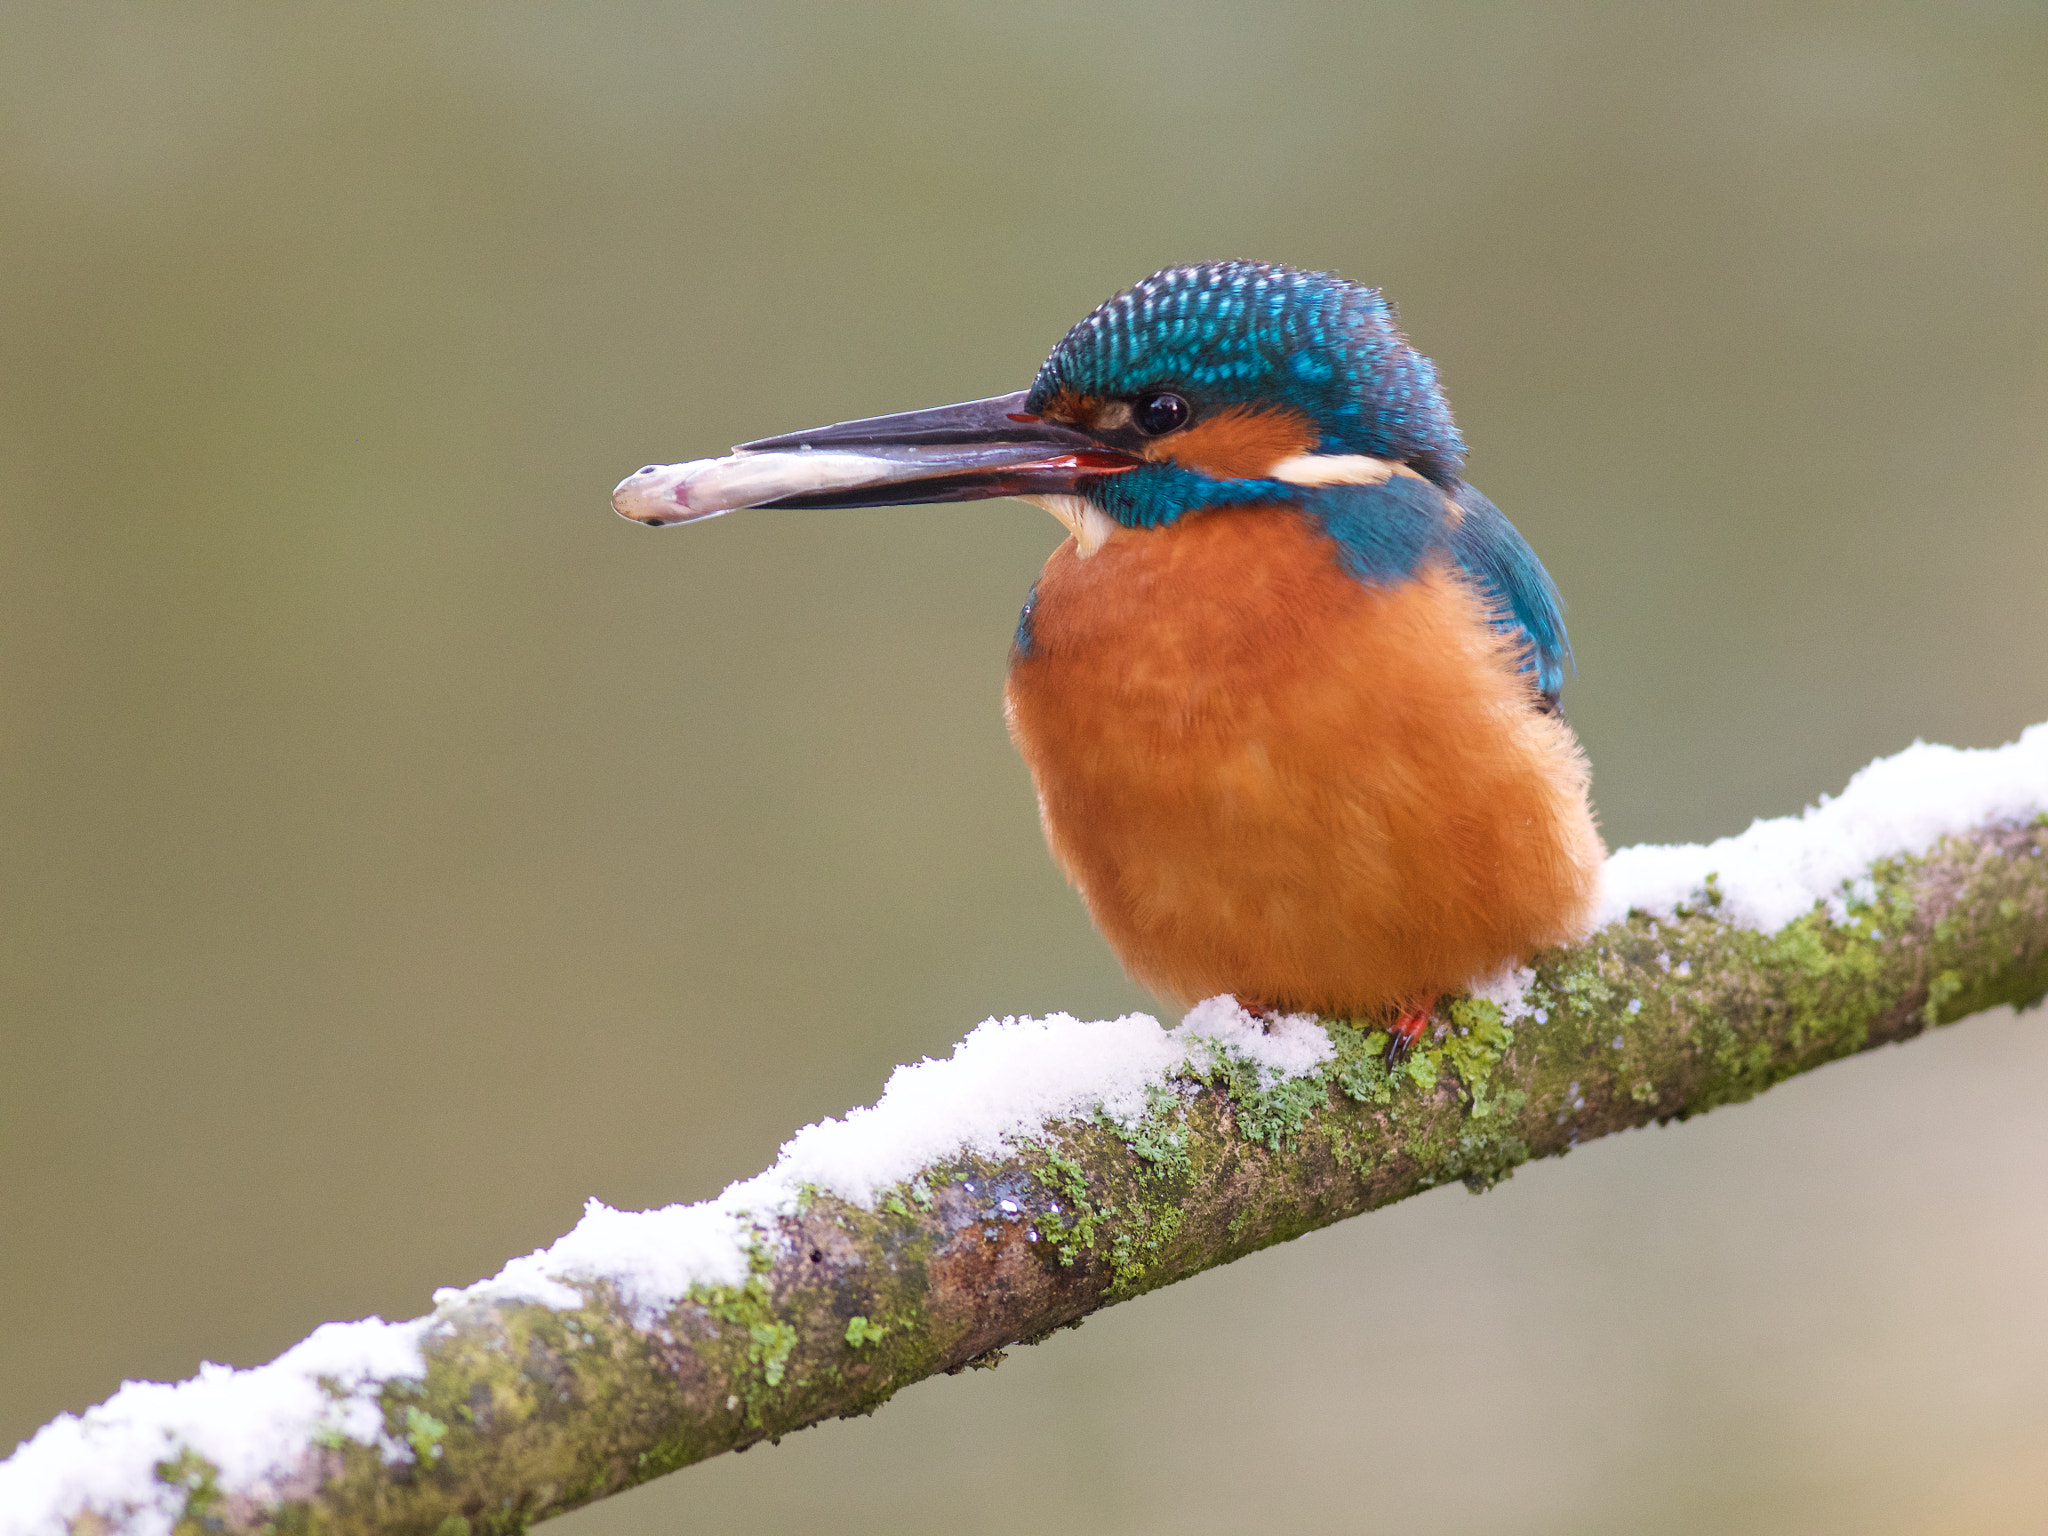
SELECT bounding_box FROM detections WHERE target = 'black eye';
[1131,391,1191,436]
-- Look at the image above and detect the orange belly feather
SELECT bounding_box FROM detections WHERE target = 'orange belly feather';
[1003,503,1605,1018]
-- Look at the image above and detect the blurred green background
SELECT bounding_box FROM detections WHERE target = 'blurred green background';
[4,3,2047,1531]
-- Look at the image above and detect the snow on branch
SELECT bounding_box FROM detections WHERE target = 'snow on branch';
[7,729,2048,1536]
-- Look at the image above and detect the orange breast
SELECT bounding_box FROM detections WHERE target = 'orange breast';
[1003,504,1604,1018]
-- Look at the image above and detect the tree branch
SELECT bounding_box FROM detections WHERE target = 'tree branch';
[6,737,2047,1536]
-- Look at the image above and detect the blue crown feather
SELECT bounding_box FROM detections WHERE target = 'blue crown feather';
[1027,260,1466,484]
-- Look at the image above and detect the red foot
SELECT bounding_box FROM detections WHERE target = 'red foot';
[1236,998,1283,1030]
[1384,1001,1434,1064]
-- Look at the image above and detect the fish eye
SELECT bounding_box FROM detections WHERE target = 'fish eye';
[1131,391,1191,436]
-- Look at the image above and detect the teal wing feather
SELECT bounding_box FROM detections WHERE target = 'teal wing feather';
[1445,483,1571,710]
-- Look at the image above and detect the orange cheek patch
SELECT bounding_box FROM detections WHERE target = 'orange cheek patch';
[1152,406,1317,477]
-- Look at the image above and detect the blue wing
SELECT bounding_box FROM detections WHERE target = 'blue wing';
[1302,474,1457,586]
[1445,482,1571,710]
[1300,477,1572,711]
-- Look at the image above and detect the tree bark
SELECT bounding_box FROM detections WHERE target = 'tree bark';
[21,818,2048,1535]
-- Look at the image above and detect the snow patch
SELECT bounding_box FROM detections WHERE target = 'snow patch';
[765,1009,1189,1206]
[1597,725,2048,932]
[1176,995,1336,1085]
[1472,965,1541,1024]
[448,1195,757,1315]
[446,1000,1334,1316]
[0,1316,426,1536]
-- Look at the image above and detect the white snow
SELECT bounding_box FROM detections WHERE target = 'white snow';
[0,1316,426,1536]
[762,1010,1190,1206]
[7,725,2044,1532]
[451,999,1333,1315]
[1473,964,1541,1023]
[447,1195,760,1314]
[1596,724,2048,932]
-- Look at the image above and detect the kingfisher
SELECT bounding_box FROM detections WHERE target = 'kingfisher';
[614,261,1604,1056]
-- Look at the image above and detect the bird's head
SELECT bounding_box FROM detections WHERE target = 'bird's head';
[613,261,1465,551]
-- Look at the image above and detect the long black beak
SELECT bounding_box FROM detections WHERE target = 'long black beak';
[612,391,1139,526]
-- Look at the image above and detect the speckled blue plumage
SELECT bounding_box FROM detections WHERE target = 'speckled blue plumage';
[1026,260,1465,483]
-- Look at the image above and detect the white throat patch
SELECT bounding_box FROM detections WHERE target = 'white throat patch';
[1025,494,1120,558]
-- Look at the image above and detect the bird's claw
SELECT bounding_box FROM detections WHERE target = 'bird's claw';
[1382,1003,1433,1064]
[1237,998,1282,1032]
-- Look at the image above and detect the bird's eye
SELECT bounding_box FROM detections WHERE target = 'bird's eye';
[1131,391,1191,436]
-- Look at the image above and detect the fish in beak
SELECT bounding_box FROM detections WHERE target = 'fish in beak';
[611,390,1140,527]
